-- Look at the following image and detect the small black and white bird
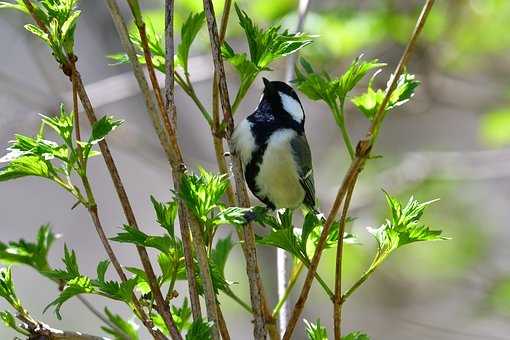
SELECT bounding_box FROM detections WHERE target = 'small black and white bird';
[233,77,316,211]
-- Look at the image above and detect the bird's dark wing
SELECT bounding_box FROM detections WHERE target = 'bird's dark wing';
[290,133,316,208]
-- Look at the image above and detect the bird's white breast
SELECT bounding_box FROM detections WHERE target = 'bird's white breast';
[279,92,304,123]
[256,128,304,209]
[232,119,256,165]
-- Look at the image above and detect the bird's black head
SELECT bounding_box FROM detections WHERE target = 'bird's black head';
[260,77,304,125]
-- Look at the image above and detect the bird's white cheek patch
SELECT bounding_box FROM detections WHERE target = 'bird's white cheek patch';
[232,119,256,165]
[279,92,304,123]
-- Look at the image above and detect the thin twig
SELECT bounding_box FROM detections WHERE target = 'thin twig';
[282,1,436,338]
[333,179,357,339]
[201,1,271,339]
[165,0,202,321]
[279,0,312,335]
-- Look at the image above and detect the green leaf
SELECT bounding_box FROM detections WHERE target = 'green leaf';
[224,4,313,108]
[342,331,370,340]
[61,10,81,53]
[45,275,94,319]
[89,115,123,145]
[40,104,74,144]
[257,227,306,263]
[179,168,229,222]
[0,0,29,14]
[0,310,18,333]
[213,206,250,226]
[111,225,174,253]
[24,23,49,43]
[176,11,205,72]
[210,235,234,278]
[351,73,420,120]
[0,155,52,182]
[186,318,213,340]
[293,56,383,108]
[150,196,178,237]
[336,56,385,104]
[171,298,192,332]
[44,245,80,281]
[480,108,510,147]
[0,224,56,272]
[304,319,328,340]
[0,267,21,309]
[367,192,447,271]
[101,308,140,340]
[96,260,110,283]
[233,4,313,69]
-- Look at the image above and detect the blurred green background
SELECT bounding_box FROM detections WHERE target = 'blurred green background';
[1,0,510,339]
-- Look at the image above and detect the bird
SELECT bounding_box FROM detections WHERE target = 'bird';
[232,77,316,212]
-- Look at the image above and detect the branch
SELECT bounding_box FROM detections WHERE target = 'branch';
[106,2,221,339]
[17,312,109,340]
[282,1,436,338]
[333,179,357,339]
[279,0,312,335]
[201,1,274,339]
[165,0,202,322]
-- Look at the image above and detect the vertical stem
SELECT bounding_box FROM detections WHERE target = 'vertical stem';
[202,1,273,339]
[74,67,182,340]
[279,1,311,335]
[106,1,221,338]
[333,180,356,340]
[283,1,436,338]
[165,0,202,321]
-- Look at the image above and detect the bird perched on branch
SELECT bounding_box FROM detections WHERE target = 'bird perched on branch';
[233,77,316,211]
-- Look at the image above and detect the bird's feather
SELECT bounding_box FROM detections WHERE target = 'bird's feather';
[290,133,316,208]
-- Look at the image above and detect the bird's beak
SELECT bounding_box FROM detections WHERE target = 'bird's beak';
[262,77,270,88]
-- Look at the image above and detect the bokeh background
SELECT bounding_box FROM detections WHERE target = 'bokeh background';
[2,0,510,339]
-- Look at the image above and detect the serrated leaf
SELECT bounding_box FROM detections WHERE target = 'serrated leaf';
[150,196,178,237]
[101,308,140,340]
[171,298,192,332]
[111,225,173,253]
[0,267,21,309]
[0,224,55,272]
[213,206,250,226]
[210,235,234,278]
[257,227,306,263]
[0,155,52,182]
[89,115,123,145]
[176,11,204,72]
[342,331,370,340]
[367,192,447,272]
[351,73,420,120]
[304,319,328,340]
[45,275,94,319]
[186,318,213,340]
[337,56,385,103]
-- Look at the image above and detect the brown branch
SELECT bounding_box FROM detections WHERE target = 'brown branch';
[17,312,108,340]
[201,1,274,339]
[282,1,436,338]
[165,0,202,321]
[333,179,357,340]
[73,65,181,340]
[106,1,222,338]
